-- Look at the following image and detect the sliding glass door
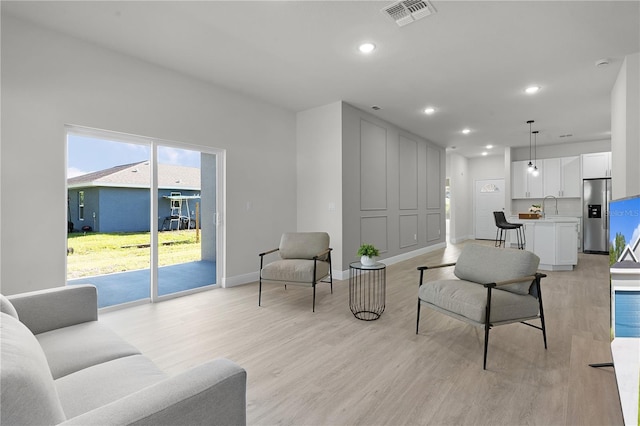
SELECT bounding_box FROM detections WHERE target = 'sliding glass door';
[66,126,223,309]
[156,146,217,298]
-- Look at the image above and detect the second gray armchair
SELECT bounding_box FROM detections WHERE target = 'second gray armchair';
[258,232,333,312]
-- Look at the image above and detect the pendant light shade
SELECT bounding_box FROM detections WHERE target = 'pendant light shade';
[532,130,539,176]
[527,120,535,173]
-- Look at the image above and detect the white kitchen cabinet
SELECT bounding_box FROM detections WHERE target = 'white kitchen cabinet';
[543,156,581,198]
[512,160,544,199]
[509,217,579,271]
[556,222,579,265]
[582,152,612,178]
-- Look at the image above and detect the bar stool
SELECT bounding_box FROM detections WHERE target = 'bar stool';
[493,211,525,249]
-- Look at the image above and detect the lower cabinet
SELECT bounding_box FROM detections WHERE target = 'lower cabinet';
[509,219,578,271]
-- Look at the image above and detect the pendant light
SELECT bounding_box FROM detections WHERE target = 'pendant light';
[532,130,539,177]
[526,120,535,173]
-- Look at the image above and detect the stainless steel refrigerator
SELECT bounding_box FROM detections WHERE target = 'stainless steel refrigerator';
[583,178,612,253]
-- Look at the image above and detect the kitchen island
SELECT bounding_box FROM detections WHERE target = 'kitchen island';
[508,216,580,271]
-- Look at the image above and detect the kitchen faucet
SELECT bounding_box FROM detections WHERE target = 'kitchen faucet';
[542,195,558,218]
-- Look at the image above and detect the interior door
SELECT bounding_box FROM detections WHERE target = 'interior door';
[474,179,505,240]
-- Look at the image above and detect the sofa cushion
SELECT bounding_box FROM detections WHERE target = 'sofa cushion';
[419,279,540,323]
[37,321,141,379]
[261,259,330,285]
[56,354,167,419]
[279,232,330,260]
[453,244,540,295]
[1,313,66,425]
[0,294,19,319]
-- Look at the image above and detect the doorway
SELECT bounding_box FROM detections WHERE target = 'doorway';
[66,126,224,309]
[474,179,505,240]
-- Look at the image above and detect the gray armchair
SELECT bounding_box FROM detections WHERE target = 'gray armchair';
[259,232,332,312]
[416,244,547,369]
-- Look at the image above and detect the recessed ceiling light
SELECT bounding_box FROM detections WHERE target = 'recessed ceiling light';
[486,144,493,149]
[424,107,436,115]
[358,43,376,54]
[525,85,541,94]
[482,152,488,156]
[462,128,471,135]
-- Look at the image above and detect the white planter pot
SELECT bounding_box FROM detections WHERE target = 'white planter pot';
[361,256,376,266]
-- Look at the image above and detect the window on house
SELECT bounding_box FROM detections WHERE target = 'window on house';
[78,191,85,221]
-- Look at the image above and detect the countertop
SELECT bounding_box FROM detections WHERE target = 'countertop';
[510,216,580,223]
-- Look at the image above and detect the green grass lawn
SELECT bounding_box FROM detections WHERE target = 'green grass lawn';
[67,230,201,279]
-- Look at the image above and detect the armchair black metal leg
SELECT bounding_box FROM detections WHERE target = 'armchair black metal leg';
[259,279,262,306]
[312,285,316,312]
[484,286,493,370]
[483,324,490,370]
[416,299,421,334]
[538,282,548,349]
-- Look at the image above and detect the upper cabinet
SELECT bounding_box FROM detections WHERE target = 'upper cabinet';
[543,156,581,198]
[512,160,544,199]
[582,152,612,179]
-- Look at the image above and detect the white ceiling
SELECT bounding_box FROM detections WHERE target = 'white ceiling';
[3,1,639,158]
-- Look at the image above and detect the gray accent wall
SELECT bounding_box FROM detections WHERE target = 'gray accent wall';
[342,103,445,269]
[297,102,446,272]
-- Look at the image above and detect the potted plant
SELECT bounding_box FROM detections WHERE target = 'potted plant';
[357,243,380,266]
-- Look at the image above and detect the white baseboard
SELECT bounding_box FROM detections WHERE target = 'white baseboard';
[449,235,474,244]
[225,242,449,285]
[222,271,258,288]
[335,242,447,279]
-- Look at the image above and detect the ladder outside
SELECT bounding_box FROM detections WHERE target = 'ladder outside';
[169,192,182,230]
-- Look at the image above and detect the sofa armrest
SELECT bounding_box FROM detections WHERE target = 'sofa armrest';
[7,285,98,335]
[59,358,247,426]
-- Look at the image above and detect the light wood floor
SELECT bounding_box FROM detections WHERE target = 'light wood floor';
[100,241,623,425]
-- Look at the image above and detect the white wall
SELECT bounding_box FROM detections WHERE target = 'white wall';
[511,139,611,162]
[611,52,640,200]
[469,155,505,182]
[296,102,343,270]
[1,15,297,294]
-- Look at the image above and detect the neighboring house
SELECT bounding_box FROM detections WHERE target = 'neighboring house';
[610,235,640,337]
[67,161,201,233]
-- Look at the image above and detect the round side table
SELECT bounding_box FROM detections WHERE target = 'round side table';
[349,261,386,321]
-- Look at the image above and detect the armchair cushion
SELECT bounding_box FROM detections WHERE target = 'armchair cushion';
[278,232,329,260]
[454,244,539,295]
[261,259,330,285]
[419,279,540,323]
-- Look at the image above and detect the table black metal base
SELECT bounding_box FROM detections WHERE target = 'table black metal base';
[349,262,386,321]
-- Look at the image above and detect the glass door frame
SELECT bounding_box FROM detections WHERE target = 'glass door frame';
[65,124,226,307]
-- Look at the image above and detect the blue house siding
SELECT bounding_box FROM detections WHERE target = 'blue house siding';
[67,187,201,233]
[99,187,150,233]
[68,187,100,232]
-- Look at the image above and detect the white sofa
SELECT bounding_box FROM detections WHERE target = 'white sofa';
[1,285,247,425]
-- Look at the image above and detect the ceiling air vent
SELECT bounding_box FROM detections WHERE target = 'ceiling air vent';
[382,0,437,27]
